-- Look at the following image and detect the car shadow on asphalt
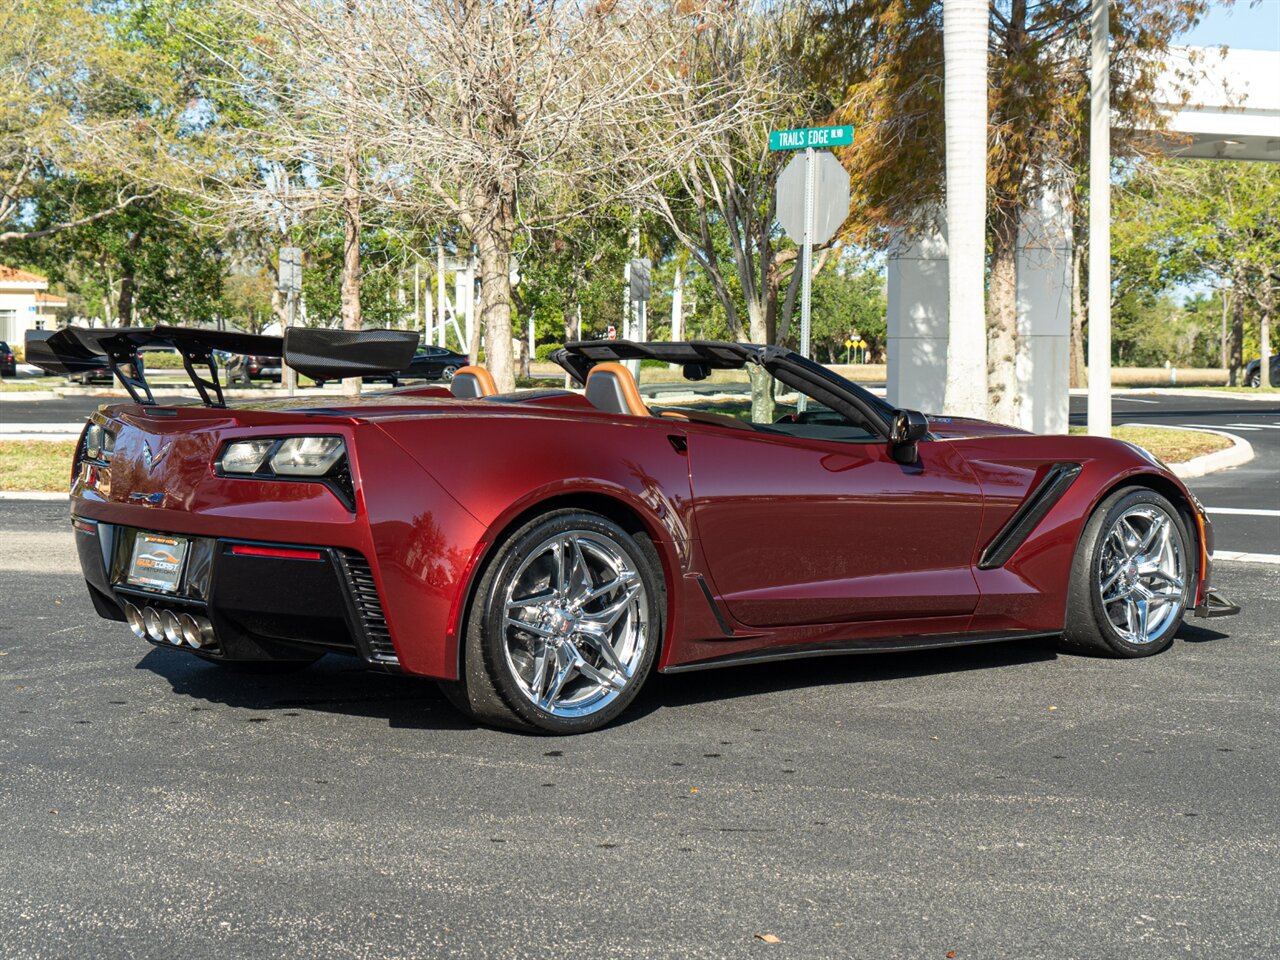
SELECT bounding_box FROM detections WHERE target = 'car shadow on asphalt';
[135,648,476,731]
[639,639,1059,715]
[134,623,1234,731]
[1174,621,1232,643]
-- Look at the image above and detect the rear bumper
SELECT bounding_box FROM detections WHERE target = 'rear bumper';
[73,517,400,669]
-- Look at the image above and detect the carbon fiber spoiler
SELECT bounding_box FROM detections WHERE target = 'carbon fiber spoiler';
[24,325,418,407]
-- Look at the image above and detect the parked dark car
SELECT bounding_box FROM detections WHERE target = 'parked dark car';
[0,341,15,377]
[224,353,282,386]
[312,345,468,388]
[1244,354,1279,388]
[68,363,115,385]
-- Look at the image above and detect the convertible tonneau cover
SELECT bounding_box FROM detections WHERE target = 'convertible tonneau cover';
[25,325,418,407]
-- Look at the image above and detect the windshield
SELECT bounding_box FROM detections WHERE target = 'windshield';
[635,361,885,443]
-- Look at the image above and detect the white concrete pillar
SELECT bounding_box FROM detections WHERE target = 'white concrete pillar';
[886,215,949,414]
[1015,184,1072,435]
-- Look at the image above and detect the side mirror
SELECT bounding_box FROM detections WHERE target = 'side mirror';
[888,408,929,464]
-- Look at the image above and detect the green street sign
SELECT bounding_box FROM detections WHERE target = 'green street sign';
[768,124,854,151]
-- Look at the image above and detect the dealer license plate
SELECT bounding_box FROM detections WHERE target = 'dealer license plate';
[126,532,189,593]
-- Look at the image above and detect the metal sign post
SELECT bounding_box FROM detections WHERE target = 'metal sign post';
[277,246,303,395]
[625,257,651,377]
[773,130,851,361]
[800,147,815,360]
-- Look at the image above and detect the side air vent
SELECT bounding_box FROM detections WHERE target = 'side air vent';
[336,551,399,665]
[978,462,1083,570]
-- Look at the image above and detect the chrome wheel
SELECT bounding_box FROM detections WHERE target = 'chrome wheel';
[1097,504,1187,645]
[501,530,648,718]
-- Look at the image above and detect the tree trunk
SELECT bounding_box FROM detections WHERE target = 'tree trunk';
[987,211,1019,425]
[117,228,144,325]
[671,264,684,341]
[1219,287,1230,369]
[1261,271,1274,388]
[1229,262,1245,386]
[745,296,775,422]
[118,266,136,326]
[941,0,989,419]
[474,191,516,392]
[1069,241,1087,388]
[340,110,362,396]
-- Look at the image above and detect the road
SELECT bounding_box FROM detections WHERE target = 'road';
[1,497,1278,958]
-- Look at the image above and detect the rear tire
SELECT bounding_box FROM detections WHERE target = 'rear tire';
[1060,487,1194,657]
[1247,370,1262,388]
[441,509,663,734]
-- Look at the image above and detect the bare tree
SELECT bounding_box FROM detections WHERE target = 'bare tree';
[611,5,827,417]
[231,0,728,391]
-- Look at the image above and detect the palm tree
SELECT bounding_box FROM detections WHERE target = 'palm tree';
[941,0,990,419]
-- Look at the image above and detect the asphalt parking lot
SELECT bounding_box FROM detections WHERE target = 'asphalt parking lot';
[2,484,1278,958]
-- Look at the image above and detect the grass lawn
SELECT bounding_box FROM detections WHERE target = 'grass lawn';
[1069,425,1232,463]
[0,441,76,491]
[0,378,62,391]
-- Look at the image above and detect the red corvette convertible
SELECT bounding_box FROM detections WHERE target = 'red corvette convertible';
[30,326,1238,733]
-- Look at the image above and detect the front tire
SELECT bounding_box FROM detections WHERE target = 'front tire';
[443,510,663,734]
[1061,487,1194,657]
[1247,370,1262,388]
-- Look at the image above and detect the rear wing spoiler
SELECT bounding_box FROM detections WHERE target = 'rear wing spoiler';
[24,325,418,407]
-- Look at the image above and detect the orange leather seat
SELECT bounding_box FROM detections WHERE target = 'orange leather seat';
[584,362,650,417]
[451,365,497,399]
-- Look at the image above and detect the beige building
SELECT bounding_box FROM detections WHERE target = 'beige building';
[0,265,52,345]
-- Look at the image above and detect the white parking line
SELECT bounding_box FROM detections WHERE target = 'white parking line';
[1114,397,1160,404]
[1205,507,1280,517]
[1182,422,1261,431]
[1226,423,1280,430]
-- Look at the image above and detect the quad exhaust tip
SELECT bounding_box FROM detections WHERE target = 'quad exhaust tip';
[125,601,215,648]
[179,612,215,648]
[142,606,165,642]
[124,602,146,639]
[161,609,182,646]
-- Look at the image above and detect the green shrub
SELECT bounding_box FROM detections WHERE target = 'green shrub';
[138,349,185,369]
[534,343,564,363]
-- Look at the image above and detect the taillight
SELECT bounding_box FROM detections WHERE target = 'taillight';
[215,436,354,509]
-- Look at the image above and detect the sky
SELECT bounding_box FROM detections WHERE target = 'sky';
[1181,0,1280,51]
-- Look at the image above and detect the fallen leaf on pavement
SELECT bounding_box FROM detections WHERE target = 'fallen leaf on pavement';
[754,933,781,944]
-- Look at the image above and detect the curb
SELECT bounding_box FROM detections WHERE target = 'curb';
[0,390,60,402]
[1162,427,1249,478]
[0,491,69,500]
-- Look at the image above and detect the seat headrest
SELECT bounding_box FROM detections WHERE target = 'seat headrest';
[584,362,649,417]
[451,365,497,399]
